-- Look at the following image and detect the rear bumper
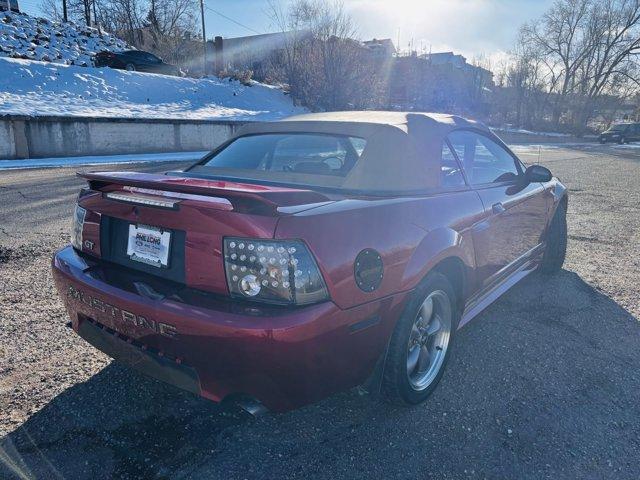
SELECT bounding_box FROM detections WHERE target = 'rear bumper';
[52,246,408,411]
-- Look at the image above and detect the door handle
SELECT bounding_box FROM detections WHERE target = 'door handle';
[492,202,506,214]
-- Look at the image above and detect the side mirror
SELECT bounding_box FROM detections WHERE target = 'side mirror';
[524,165,552,183]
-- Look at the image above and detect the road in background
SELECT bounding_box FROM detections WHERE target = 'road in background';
[1,145,639,479]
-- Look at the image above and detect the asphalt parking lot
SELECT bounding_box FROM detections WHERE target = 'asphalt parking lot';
[1,143,639,479]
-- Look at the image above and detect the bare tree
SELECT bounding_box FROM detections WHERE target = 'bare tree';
[41,0,92,25]
[268,0,387,110]
[509,0,640,132]
[573,0,640,128]
[41,0,198,67]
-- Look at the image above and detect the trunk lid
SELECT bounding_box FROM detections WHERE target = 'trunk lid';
[77,171,335,295]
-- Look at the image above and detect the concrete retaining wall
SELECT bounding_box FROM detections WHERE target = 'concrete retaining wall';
[0,120,16,159]
[1,115,595,161]
[0,115,248,160]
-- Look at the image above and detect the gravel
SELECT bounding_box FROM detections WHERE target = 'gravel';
[1,146,639,479]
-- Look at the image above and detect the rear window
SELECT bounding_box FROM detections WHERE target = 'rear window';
[197,134,365,179]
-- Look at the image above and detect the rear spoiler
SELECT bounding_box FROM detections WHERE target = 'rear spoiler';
[78,171,331,213]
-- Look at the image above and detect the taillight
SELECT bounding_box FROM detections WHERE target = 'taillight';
[71,204,86,251]
[223,238,329,305]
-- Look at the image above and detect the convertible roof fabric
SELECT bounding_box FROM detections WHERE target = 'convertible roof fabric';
[228,112,490,191]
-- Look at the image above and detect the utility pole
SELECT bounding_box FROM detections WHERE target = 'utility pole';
[199,0,207,75]
[62,0,68,22]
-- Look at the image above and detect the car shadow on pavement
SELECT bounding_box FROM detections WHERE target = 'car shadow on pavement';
[2,269,640,480]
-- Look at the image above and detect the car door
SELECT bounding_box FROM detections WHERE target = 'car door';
[143,53,163,73]
[448,129,549,288]
[130,52,153,72]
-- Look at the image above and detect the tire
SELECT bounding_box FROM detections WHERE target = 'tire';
[540,202,567,274]
[382,272,459,405]
[125,63,136,72]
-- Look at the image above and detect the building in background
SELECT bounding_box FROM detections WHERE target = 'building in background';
[362,38,396,59]
[206,31,310,79]
[390,51,494,115]
[209,33,398,79]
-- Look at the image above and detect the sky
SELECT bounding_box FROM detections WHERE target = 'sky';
[202,0,556,65]
[21,0,556,66]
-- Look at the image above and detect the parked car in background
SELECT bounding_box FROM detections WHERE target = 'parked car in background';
[599,122,640,144]
[52,112,568,413]
[94,50,183,76]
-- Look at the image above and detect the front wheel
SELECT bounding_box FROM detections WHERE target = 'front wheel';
[382,272,458,405]
[540,202,567,274]
[125,63,136,72]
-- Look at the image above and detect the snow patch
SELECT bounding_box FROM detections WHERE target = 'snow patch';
[0,10,129,66]
[0,56,305,120]
[612,143,640,149]
[493,127,573,138]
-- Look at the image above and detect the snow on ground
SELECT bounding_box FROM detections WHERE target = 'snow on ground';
[493,127,573,138]
[612,143,640,149]
[0,11,129,66]
[0,56,305,120]
[0,150,207,170]
[493,126,599,140]
[509,144,562,152]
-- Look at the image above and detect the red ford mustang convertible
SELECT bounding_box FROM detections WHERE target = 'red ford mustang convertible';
[52,112,568,412]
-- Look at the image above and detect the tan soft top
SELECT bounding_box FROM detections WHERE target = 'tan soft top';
[202,111,490,191]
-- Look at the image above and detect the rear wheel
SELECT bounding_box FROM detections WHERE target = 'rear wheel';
[383,272,458,405]
[125,63,136,71]
[540,202,567,274]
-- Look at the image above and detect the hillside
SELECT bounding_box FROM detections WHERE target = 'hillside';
[0,56,304,120]
[0,10,129,66]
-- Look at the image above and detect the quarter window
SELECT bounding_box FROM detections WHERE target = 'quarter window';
[441,142,466,187]
[447,131,520,185]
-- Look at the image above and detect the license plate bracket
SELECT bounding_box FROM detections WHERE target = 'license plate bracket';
[126,224,171,268]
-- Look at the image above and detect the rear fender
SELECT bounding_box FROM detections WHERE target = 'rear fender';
[401,226,476,298]
[550,179,568,211]
[544,178,568,230]
[363,227,475,397]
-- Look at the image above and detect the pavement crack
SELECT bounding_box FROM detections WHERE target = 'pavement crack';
[0,185,28,199]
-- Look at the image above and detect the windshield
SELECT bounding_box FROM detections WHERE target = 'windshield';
[608,124,630,132]
[190,133,366,187]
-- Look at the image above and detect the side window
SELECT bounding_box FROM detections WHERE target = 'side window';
[441,142,466,187]
[447,131,520,185]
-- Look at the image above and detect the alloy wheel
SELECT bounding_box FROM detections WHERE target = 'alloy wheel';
[406,290,452,391]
